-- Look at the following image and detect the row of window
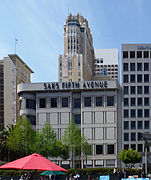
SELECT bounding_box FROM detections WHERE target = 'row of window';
[123,109,150,118]
[124,144,143,152]
[124,132,142,141]
[123,51,151,59]
[124,121,150,130]
[123,74,149,83]
[123,86,149,94]
[96,144,115,155]
[124,97,150,106]
[123,62,149,71]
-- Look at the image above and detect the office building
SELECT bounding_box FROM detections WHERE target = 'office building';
[0,54,33,130]
[18,80,122,168]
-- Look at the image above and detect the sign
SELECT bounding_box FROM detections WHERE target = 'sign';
[137,46,151,50]
[44,81,108,90]
[100,175,109,180]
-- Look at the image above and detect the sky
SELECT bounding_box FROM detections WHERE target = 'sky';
[0,0,151,82]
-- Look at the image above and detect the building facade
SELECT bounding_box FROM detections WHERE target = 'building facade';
[122,44,151,164]
[0,54,33,130]
[18,80,122,168]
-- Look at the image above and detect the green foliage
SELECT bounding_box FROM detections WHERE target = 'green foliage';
[6,115,36,156]
[118,149,141,164]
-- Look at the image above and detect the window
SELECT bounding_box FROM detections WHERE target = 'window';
[124,144,129,150]
[137,51,142,58]
[107,96,114,106]
[62,97,69,107]
[130,63,135,71]
[144,121,149,129]
[144,109,149,118]
[137,109,143,118]
[137,86,142,94]
[26,115,36,125]
[131,133,136,141]
[123,75,128,83]
[131,109,136,118]
[137,98,142,106]
[131,144,136,150]
[26,99,36,109]
[130,51,135,58]
[124,98,129,106]
[123,63,128,71]
[144,86,149,94]
[131,121,136,129]
[78,59,80,69]
[137,74,142,83]
[124,121,129,130]
[96,97,103,106]
[144,74,149,82]
[107,145,114,154]
[138,121,143,129]
[131,98,135,106]
[74,98,81,108]
[78,72,80,76]
[60,72,62,77]
[84,97,91,107]
[39,98,46,108]
[124,133,129,141]
[60,59,62,70]
[124,86,129,94]
[130,86,136,94]
[124,110,129,118]
[130,75,135,83]
[138,132,142,141]
[144,97,149,106]
[123,51,128,58]
[144,63,149,71]
[74,114,81,124]
[137,63,142,71]
[96,145,103,155]
[51,98,57,108]
[138,144,143,152]
[144,51,149,58]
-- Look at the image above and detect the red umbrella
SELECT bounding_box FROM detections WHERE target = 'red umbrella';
[0,153,67,171]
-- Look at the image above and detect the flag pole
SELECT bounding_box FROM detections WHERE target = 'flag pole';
[15,38,18,55]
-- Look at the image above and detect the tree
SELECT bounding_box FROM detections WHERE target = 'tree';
[118,149,141,166]
[6,115,36,156]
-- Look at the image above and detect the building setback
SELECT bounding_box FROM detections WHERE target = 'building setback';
[18,80,122,168]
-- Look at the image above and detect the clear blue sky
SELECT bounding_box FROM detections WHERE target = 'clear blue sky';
[0,0,151,82]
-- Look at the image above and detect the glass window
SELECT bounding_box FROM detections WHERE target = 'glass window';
[131,109,136,118]
[84,97,91,107]
[124,98,129,106]
[131,133,136,141]
[130,74,135,83]
[124,133,129,141]
[39,98,46,108]
[138,132,142,141]
[144,63,149,71]
[131,98,135,106]
[144,121,149,129]
[137,98,142,106]
[124,110,129,118]
[137,51,142,58]
[137,74,142,83]
[123,63,128,71]
[62,97,69,107]
[124,86,129,94]
[130,51,135,58]
[74,114,81,124]
[123,75,128,83]
[96,97,103,106]
[130,86,136,94]
[144,51,149,58]
[107,145,114,154]
[137,63,142,71]
[144,74,149,82]
[124,121,129,130]
[26,115,36,125]
[130,63,135,71]
[131,121,136,129]
[131,144,136,150]
[138,144,143,152]
[96,145,103,155]
[123,51,128,58]
[74,98,81,108]
[144,97,149,106]
[137,109,143,118]
[138,121,143,129]
[51,98,57,108]
[144,86,149,94]
[107,96,114,106]
[137,86,142,94]
[144,109,149,118]
[26,99,36,109]
[124,144,129,150]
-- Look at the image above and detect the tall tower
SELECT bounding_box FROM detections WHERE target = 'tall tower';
[58,13,95,82]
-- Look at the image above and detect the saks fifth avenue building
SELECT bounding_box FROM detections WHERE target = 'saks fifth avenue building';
[17,80,122,168]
